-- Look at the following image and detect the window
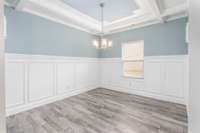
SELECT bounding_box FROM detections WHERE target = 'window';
[122,40,144,78]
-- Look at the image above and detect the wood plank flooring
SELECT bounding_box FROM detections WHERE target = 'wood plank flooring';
[7,88,188,133]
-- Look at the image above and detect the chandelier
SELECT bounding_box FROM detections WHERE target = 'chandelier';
[93,3,113,49]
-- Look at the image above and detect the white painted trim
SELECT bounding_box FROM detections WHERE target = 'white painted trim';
[5,61,26,108]
[18,5,96,34]
[99,55,189,105]
[101,86,185,104]
[99,55,188,61]
[186,22,189,43]
[6,86,96,116]
[185,54,189,115]
[5,0,188,34]
[5,53,100,116]
[0,0,6,132]
[23,8,94,34]
[105,15,187,35]
[144,0,164,22]
[5,53,99,61]
[162,3,188,17]
[5,54,189,116]
[16,0,100,34]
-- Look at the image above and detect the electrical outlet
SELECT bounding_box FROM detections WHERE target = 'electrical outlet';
[66,85,70,89]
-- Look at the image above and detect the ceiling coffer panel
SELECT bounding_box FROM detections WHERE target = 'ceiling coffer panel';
[61,0,139,22]
[157,0,186,10]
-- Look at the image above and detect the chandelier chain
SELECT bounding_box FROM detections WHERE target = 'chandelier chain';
[92,2,113,49]
[100,3,104,35]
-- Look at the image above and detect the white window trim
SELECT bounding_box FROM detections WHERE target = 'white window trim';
[122,40,144,79]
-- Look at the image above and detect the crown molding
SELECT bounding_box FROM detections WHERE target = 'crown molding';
[16,0,101,34]
[162,3,188,17]
[6,0,188,35]
[104,15,187,35]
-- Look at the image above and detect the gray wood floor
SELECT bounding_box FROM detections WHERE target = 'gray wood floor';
[7,88,188,133]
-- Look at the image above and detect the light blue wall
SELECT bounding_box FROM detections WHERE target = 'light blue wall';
[5,6,187,58]
[5,7,99,57]
[100,18,188,58]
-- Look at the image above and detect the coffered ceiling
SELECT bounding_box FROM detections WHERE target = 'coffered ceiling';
[5,0,188,34]
[62,0,139,22]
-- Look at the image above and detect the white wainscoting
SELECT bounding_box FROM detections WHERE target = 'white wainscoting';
[5,54,188,116]
[99,55,189,104]
[5,54,99,116]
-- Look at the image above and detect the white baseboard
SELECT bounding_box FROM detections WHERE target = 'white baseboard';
[5,53,100,116]
[99,55,189,105]
[6,85,186,116]
[100,86,185,104]
[6,86,97,116]
[5,54,188,116]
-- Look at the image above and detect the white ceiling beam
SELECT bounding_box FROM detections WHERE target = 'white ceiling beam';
[144,0,165,23]
[15,0,101,33]
[104,14,155,32]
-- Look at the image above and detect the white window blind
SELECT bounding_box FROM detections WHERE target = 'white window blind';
[122,40,144,78]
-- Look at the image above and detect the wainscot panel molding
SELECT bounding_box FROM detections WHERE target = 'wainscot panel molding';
[99,55,189,105]
[5,54,99,116]
[6,54,188,116]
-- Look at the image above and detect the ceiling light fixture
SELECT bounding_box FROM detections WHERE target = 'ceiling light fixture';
[93,3,113,49]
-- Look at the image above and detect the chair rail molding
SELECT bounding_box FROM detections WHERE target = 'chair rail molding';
[5,53,188,116]
[5,53,99,116]
[99,55,189,105]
